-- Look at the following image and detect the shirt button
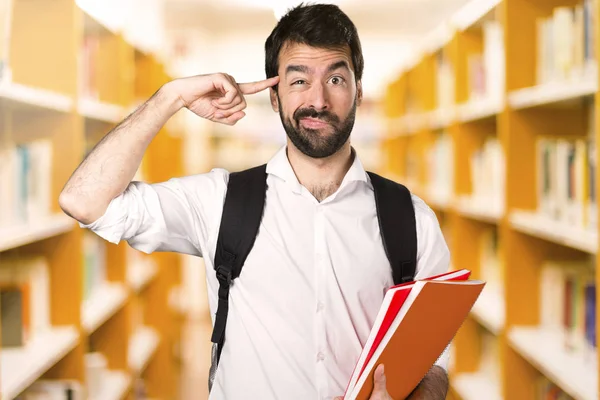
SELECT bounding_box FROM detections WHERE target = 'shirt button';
[317,302,324,312]
[317,352,325,361]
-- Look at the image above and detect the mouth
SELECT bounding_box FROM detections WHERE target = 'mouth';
[299,117,330,130]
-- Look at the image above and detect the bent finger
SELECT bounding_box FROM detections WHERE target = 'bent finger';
[215,81,239,106]
[214,100,247,118]
[214,110,246,125]
[212,93,244,110]
[215,74,243,105]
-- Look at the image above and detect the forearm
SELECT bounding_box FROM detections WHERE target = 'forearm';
[59,83,182,224]
[407,366,449,400]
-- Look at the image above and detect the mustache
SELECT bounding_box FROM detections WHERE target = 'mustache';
[293,108,340,124]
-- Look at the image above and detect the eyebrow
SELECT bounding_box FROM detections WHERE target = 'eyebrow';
[285,60,351,76]
[286,64,311,75]
[327,60,350,74]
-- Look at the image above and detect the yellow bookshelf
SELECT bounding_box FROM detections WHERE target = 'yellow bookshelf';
[381,0,599,399]
[0,0,183,398]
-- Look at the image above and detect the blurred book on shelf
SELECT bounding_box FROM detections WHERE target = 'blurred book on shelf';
[540,257,596,359]
[425,130,454,203]
[479,228,503,292]
[82,231,107,303]
[465,19,505,106]
[536,375,576,400]
[0,139,53,229]
[535,104,596,232]
[479,330,501,385]
[0,0,13,82]
[469,137,505,214]
[435,47,455,112]
[19,380,85,399]
[0,255,51,349]
[536,1,597,84]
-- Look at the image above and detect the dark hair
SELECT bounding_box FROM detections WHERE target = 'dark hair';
[265,3,364,85]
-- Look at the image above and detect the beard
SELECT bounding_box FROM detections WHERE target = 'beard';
[278,95,357,159]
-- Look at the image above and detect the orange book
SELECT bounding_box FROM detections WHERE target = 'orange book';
[343,272,485,400]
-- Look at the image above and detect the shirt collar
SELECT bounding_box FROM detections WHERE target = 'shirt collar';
[265,145,370,195]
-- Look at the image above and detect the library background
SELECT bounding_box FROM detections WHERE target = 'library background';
[0,0,598,398]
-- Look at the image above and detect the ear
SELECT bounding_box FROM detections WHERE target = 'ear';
[269,87,279,112]
[356,80,363,106]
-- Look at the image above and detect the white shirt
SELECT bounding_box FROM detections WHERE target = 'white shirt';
[81,145,452,400]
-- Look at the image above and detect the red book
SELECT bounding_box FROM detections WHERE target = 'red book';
[343,269,477,399]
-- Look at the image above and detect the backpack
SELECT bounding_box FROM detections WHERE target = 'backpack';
[207,163,417,391]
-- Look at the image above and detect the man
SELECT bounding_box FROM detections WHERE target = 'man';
[59,3,451,399]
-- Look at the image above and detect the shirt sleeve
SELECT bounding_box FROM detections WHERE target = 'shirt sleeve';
[411,194,453,372]
[79,168,229,257]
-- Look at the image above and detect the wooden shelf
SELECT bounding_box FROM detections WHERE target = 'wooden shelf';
[91,370,131,400]
[450,0,503,31]
[82,282,129,334]
[1,2,184,398]
[404,178,422,198]
[428,107,455,130]
[399,113,427,135]
[382,1,600,399]
[451,372,503,400]
[508,75,597,110]
[127,260,158,293]
[168,286,189,316]
[509,210,597,254]
[508,327,598,400]
[78,98,125,124]
[457,98,502,123]
[470,284,505,335]
[0,213,75,252]
[1,327,80,400]
[128,327,160,375]
[454,196,503,224]
[0,80,73,112]
[424,187,453,210]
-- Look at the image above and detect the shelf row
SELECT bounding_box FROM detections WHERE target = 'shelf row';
[412,189,598,254]
[0,79,133,123]
[1,325,159,400]
[0,214,161,282]
[462,287,596,400]
[390,72,597,136]
[382,0,600,399]
[1,1,186,399]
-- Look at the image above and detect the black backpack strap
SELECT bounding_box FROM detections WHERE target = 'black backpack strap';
[367,171,417,284]
[209,164,268,388]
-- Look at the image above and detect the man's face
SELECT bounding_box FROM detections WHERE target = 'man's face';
[271,42,362,159]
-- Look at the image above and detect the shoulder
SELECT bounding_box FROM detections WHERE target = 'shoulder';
[366,173,440,230]
[369,173,439,226]
[408,191,443,239]
[409,192,450,273]
[410,192,439,225]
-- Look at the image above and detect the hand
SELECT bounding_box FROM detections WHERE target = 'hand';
[334,364,392,400]
[169,73,279,125]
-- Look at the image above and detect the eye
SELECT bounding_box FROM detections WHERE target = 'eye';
[329,76,345,85]
[292,79,306,85]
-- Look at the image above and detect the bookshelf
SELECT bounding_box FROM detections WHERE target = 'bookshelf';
[381,0,599,399]
[0,0,185,398]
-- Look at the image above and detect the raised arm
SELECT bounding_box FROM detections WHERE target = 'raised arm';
[59,73,279,225]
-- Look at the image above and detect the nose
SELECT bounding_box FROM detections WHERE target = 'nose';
[307,82,329,110]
